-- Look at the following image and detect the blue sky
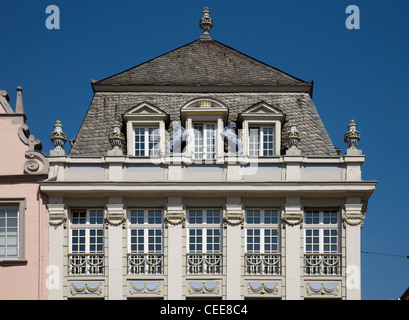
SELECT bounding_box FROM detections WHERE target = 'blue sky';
[1,0,408,300]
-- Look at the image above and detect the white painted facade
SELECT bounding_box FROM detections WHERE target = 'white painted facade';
[42,146,375,300]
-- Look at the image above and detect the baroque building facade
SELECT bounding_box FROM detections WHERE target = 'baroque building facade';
[41,8,375,300]
[0,87,49,299]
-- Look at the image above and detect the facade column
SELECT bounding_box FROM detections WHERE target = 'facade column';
[282,197,302,300]
[343,198,364,300]
[224,196,243,300]
[165,196,185,300]
[47,201,66,300]
[105,198,125,300]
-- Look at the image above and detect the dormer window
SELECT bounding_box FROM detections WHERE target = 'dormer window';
[239,102,284,157]
[180,98,228,162]
[122,102,168,157]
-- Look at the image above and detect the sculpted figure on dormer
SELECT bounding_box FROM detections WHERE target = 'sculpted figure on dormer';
[220,122,243,154]
[166,121,189,154]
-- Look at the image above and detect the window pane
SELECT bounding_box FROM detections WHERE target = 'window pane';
[249,128,260,157]
[261,127,274,156]
[90,210,104,225]
[206,210,220,224]
[188,210,202,224]
[130,210,144,224]
[72,211,86,224]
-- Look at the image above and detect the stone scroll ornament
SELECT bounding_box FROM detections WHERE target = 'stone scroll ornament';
[220,122,243,154]
[166,121,189,154]
[18,124,49,175]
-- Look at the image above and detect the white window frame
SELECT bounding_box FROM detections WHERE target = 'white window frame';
[127,209,163,254]
[0,207,19,258]
[192,122,217,161]
[245,209,280,254]
[243,121,280,157]
[248,126,275,157]
[0,199,25,261]
[123,103,168,157]
[304,210,340,254]
[186,209,222,254]
[133,126,161,157]
[69,209,105,254]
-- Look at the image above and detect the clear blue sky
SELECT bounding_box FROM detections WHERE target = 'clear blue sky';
[1,0,408,300]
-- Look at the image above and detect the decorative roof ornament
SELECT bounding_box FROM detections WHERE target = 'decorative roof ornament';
[15,86,25,114]
[108,121,125,154]
[199,7,213,40]
[344,119,360,150]
[286,120,301,150]
[50,120,67,151]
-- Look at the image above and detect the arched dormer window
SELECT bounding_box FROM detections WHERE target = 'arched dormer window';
[180,98,228,162]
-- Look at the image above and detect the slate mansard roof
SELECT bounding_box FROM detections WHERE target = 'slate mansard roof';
[70,39,337,157]
[93,40,310,88]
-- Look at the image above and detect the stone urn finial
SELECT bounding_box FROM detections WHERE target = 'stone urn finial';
[50,120,67,151]
[344,119,360,150]
[109,121,125,153]
[199,7,213,40]
[286,120,301,150]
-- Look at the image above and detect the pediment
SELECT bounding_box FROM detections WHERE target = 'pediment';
[124,102,166,116]
[241,102,283,116]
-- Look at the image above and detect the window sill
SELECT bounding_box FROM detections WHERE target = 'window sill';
[0,259,28,266]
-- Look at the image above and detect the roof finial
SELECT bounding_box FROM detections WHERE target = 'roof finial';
[15,86,25,114]
[199,7,213,40]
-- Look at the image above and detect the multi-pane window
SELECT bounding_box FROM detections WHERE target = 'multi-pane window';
[70,209,104,254]
[69,209,104,275]
[187,209,222,275]
[128,209,163,253]
[134,127,160,157]
[245,209,280,275]
[304,210,340,275]
[187,209,221,253]
[128,209,163,275]
[304,210,339,253]
[0,207,19,258]
[245,209,279,254]
[249,126,275,157]
[193,123,216,160]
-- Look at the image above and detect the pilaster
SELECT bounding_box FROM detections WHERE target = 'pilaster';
[105,199,125,300]
[282,197,302,300]
[47,202,66,300]
[343,198,364,300]
[165,196,185,300]
[224,196,243,300]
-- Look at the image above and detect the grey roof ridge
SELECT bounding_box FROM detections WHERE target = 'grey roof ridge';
[91,38,312,90]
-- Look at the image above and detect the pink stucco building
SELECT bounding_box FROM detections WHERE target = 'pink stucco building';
[0,87,49,299]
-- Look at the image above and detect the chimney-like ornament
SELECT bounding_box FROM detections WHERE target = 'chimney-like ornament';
[199,7,213,40]
[344,119,360,150]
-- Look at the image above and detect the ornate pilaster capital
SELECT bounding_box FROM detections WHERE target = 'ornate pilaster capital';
[47,204,67,229]
[164,211,186,227]
[105,204,126,228]
[342,203,365,228]
[223,212,244,228]
[282,204,303,227]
